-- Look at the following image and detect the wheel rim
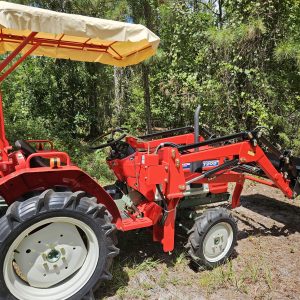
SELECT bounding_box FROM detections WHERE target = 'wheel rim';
[203,221,234,263]
[4,217,99,300]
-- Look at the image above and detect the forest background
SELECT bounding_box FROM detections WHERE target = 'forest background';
[3,0,300,183]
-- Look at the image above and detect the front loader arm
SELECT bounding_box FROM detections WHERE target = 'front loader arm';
[151,138,295,252]
[179,141,294,199]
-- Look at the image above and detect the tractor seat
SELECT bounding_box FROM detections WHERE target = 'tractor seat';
[15,140,49,168]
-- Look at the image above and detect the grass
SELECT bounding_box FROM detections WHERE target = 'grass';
[199,260,235,293]
[97,254,275,300]
[98,257,161,299]
[95,212,278,300]
[125,257,161,277]
[199,258,273,295]
[173,251,187,267]
[263,266,273,290]
[157,266,169,288]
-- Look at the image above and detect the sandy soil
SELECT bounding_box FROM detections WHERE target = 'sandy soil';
[95,182,300,300]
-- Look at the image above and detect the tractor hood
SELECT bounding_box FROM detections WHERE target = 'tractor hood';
[0,1,160,67]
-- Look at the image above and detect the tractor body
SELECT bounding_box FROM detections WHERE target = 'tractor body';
[1,100,300,254]
[100,117,300,252]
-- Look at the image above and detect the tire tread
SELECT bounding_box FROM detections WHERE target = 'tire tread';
[186,207,237,269]
[0,189,119,300]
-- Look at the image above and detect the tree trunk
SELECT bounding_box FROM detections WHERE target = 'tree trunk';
[142,0,153,134]
[129,0,154,134]
[114,66,123,126]
[218,0,223,28]
[193,0,199,12]
[142,64,152,134]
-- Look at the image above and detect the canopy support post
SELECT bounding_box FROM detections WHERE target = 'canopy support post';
[0,42,40,82]
[0,92,10,165]
[0,32,37,74]
[0,32,38,167]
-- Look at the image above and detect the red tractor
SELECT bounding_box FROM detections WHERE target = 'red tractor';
[0,2,299,300]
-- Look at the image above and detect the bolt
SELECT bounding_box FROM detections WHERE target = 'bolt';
[178,185,186,191]
[47,249,61,263]
[248,132,253,139]
[171,149,176,159]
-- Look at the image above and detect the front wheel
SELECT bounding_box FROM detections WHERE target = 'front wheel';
[186,207,237,269]
[0,189,119,300]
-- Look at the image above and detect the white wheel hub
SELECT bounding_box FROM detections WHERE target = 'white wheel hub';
[14,223,87,288]
[4,217,100,300]
[203,222,233,263]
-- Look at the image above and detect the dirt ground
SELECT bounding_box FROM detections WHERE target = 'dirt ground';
[95,182,300,300]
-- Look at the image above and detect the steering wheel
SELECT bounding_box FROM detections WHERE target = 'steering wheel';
[90,127,127,150]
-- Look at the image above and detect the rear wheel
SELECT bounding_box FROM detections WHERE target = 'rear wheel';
[0,189,119,300]
[186,207,237,269]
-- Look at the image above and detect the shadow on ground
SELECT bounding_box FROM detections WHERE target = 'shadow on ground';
[95,193,300,299]
[94,227,188,299]
[237,194,300,240]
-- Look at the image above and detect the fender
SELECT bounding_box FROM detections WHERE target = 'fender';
[0,166,122,228]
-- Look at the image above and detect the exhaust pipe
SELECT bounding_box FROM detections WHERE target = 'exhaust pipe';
[194,105,201,151]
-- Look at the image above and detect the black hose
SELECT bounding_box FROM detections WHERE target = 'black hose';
[155,142,180,154]
[156,184,169,226]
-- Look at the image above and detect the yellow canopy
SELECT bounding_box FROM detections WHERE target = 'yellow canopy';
[0,1,160,67]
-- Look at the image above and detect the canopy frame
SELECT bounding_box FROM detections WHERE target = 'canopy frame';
[0,32,39,82]
[0,1,159,168]
[0,31,154,82]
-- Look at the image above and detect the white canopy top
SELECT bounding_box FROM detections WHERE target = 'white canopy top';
[0,1,160,66]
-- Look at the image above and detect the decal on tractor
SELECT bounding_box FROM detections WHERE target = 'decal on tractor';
[203,160,219,167]
[182,162,191,169]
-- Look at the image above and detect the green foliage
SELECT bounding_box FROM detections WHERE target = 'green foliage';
[2,0,300,185]
[78,149,115,185]
[275,40,300,67]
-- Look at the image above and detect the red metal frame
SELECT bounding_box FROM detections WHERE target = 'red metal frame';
[0,32,37,74]
[0,42,40,82]
[25,151,71,167]
[0,33,125,230]
[26,139,54,150]
[0,28,296,254]
[0,93,10,166]
[106,134,294,251]
[0,32,152,64]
